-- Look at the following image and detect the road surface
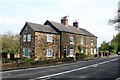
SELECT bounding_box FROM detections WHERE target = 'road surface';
[1,55,120,80]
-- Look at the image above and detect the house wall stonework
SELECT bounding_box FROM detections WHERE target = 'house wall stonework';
[20,21,97,61]
[20,25,35,58]
[60,32,97,58]
[61,32,85,58]
[85,36,97,55]
[34,32,60,61]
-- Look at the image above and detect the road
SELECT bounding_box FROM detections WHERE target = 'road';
[1,55,120,80]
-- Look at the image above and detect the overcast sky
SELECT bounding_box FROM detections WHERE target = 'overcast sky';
[0,0,119,47]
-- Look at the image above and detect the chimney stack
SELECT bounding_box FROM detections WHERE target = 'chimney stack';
[61,16,68,26]
[73,20,79,28]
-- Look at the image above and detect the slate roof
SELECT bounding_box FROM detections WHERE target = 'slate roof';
[47,20,86,35]
[20,21,97,37]
[26,22,58,34]
[79,28,97,37]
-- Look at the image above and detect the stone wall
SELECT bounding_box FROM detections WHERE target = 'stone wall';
[20,25,35,58]
[85,36,97,55]
[34,32,60,61]
[61,32,97,58]
[61,32,84,58]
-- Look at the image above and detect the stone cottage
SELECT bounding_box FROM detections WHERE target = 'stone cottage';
[20,16,97,61]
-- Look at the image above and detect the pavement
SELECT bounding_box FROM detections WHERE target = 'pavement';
[1,55,120,80]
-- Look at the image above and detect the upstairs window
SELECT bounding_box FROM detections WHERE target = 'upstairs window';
[23,35,26,42]
[81,37,84,44]
[91,38,94,45]
[70,36,74,44]
[47,34,53,42]
[47,48,53,57]
[27,34,31,41]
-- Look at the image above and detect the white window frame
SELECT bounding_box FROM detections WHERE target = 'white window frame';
[81,37,84,44]
[25,26,28,30]
[94,48,96,54]
[91,39,93,45]
[70,48,74,57]
[81,48,84,53]
[47,48,53,57]
[86,49,88,55]
[27,34,31,41]
[70,36,74,44]
[23,35,26,42]
[91,48,93,55]
[47,34,53,42]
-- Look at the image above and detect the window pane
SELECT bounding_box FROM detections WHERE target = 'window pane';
[23,35,26,41]
[81,48,84,53]
[47,34,53,42]
[86,49,88,55]
[70,49,74,57]
[47,48,53,57]
[94,48,96,54]
[81,37,83,44]
[70,36,74,44]
[27,34,31,41]
[91,39,93,45]
[23,48,30,58]
[91,48,93,55]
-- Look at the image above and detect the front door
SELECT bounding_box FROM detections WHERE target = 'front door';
[63,48,67,58]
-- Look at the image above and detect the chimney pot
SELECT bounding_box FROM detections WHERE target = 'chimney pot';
[61,16,68,26]
[73,21,79,28]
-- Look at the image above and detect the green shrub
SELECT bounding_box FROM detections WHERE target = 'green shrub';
[24,58,33,62]
[80,53,86,59]
[76,53,87,60]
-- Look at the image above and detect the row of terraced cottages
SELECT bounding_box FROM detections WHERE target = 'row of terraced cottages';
[20,16,97,61]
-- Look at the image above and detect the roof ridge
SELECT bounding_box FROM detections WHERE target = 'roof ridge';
[48,20,85,35]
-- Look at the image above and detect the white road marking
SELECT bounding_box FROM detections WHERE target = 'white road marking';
[30,58,118,80]
[91,64,98,67]
[1,55,118,74]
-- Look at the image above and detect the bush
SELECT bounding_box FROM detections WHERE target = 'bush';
[79,53,86,58]
[76,53,86,60]
[24,58,33,62]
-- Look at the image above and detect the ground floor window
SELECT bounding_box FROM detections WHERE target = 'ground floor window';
[23,48,30,58]
[94,48,96,54]
[86,49,88,55]
[91,48,93,55]
[70,48,74,57]
[81,48,84,53]
[47,48,53,57]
